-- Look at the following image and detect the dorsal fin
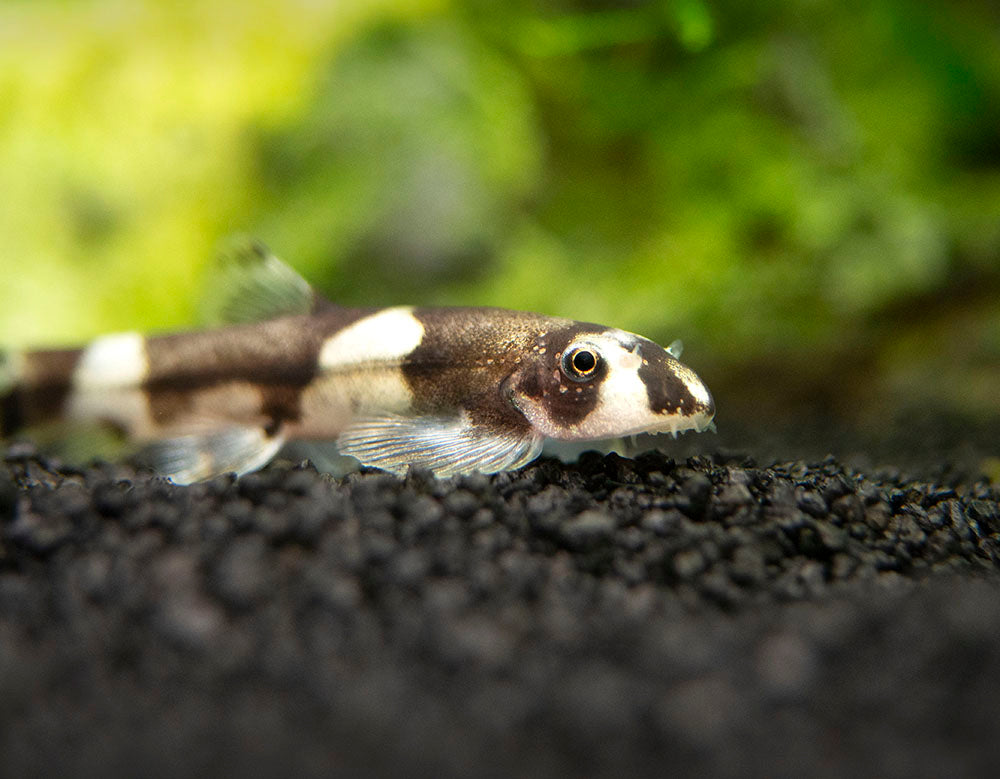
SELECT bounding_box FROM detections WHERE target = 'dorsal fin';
[200,238,329,325]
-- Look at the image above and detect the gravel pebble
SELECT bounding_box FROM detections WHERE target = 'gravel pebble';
[1,446,999,777]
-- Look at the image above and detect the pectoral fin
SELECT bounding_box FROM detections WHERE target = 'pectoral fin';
[336,414,544,478]
[137,426,285,484]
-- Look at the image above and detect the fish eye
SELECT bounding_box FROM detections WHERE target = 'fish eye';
[562,346,600,381]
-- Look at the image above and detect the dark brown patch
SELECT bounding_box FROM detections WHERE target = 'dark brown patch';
[635,340,705,416]
[12,348,82,429]
[403,309,610,432]
[513,323,607,427]
[260,385,308,436]
[404,307,574,433]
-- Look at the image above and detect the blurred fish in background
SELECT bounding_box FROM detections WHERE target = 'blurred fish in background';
[1,0,998,473]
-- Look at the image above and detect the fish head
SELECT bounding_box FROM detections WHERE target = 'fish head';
[507,326,714,442]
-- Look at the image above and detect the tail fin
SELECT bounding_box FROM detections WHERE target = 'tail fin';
[0,350,25,438]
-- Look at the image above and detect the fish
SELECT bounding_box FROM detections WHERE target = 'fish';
[0,241,715,483]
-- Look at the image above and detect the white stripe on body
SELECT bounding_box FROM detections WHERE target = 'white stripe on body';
[66,332,154,436]
[73,333,149,388]
[293,308,426,439]
[318,307,425,370]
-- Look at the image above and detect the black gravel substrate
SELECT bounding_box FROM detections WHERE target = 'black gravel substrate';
[2,446,1000,778]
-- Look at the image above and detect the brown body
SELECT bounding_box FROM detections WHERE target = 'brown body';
[0,245,714,481]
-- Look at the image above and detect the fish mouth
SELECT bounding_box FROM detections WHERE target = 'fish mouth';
[645,410,716,439]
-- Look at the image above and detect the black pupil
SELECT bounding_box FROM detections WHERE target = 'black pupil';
[572,350,596,373]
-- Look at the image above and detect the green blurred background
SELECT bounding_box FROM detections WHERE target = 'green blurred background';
[1,0,998,453]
